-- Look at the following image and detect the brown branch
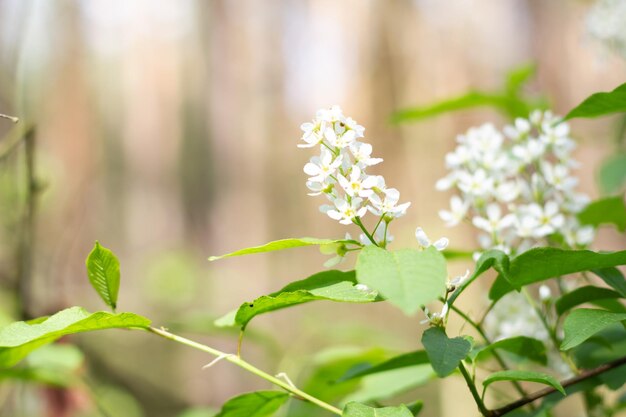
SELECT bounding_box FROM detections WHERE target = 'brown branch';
[490,355,626,416]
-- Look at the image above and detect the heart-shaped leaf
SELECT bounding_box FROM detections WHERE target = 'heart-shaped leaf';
[421,327,471,377]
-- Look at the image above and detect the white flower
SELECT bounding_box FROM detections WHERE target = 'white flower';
[472,204,516,235]
[325,127,356,149]
[326,198,367,225]
[350,142,383,167]
[526,202,565,238]
[439,195,469,227]
[448,269,470,290]
[539,285,552,301]
[338,165,378,198]
[421,303,449,325]
[541,163,578,191]
[457,169,494,197]
[415,227,449,251]
[298,119,326,148]
[368,188,411,218]
[303,148,343,183]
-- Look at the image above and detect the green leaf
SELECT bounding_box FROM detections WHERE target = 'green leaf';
[217,270,377,329]
[448,250,509,306]
[505,64,536,95]
[482,370,565,396]
[209,238,358,261]
[564,83,626,121]
[489,248,626,301]
[86,241,121,311]
[421,327,471,377]
[0,307,151,368]
[215,391,289,417]
[338,350,430,382]
[356,246,447,315]
[342,365,434,404]
[599,153,626,195]
[561,308,626,350]
[342,402,414,417]
[578,195,626,232]
[555,285,622,316]
[593,267,626,297]
[406,401,423,416]
[473,336,547,365]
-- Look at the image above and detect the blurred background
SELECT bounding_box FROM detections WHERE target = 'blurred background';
[0,1,625,416]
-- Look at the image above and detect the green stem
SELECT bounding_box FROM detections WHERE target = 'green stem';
[458,362,493,417]
[353,217,378,247]
[147,327,343,416]
[371,214,385,235]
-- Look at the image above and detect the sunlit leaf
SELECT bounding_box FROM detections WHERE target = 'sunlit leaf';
[215,391,289,417]
[356,246,447,315]
[483,370,565,396]
[563,83,626,120]
[343,402,414,417]
[86,241,121,311]
[209,238,359,261]
[561,309,626,350]
[421,327,471,377]
[0,307,150,368]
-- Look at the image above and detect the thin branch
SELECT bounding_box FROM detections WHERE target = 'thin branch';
[0,113,19,123]
[491,355,626,417]
[458,362,493,417]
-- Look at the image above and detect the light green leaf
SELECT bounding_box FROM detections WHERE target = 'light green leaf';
[505,63,536,95]
[593,267,626,297]
[578,195,626,232]
[483,370,565,396]
[86,241,121,311]
[342,365,433,404]
[555,286,622,316]
[561,309,626,350]
[0,307,151,368]
[599,153,626,195]
[216,270,377,329]
[564,83,626,121]
[209,238,359,261]
[421,327,471,377]
[489,248,626,301]
[356,246,447,315]
[215,391,289,417]
[473,336,547,365]
[338,350,430,382]
[342,402,414,417]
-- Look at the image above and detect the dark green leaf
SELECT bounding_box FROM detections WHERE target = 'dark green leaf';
[593,267,626,297]
[86,241,121,311]
[356,246,447,315]
[448,250,509,306]
[599,153,626,195]
[489,248,626,301]
[0,307,150,368]
[561,309,626,350]
[337,350,430,382]
[578,195,626,232]
[555,285,622,316]
[473,336,547,365]
[342,402,413,417]
[209,238,358,261]
[215,391,289,417]
[406,401,423,416]
[421,327,471,377]
[564,83,626,121]
[482,370,565,396]
[216,270,377,329]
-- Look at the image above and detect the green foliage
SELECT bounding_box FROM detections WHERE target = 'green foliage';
[555,286,622,316]
[578,195,626,232]
[593,267,626,297]
[482,370,565,396]
[208,238,359,261]
[563,83,626,121]
[356,246,447,315]
[342,402,414,417]
[391,64,542,123]
[342,365,433,404]
[214,391,289,417]
[599,153,626,195]
[572,325,626,390]
[0,307,150,368]
[561,309,626,351]
[421,327,471,377]
[86,241,121,311]
[338,350,430,382]
[215,270,377,329]
[472,336,547,365]
[489,248,626,301]
[448,249,510,306]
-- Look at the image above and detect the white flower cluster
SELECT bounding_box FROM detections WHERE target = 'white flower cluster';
[587,0,626,58]
[300,106,411,232]
[437,111,595,255]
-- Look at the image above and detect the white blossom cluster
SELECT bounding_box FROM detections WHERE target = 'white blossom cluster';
[299,106,411,235]
[437,110,595,255]
[586,0,626,58]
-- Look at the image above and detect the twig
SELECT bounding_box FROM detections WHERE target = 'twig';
[0,113,18,123]
[491,355,626,416]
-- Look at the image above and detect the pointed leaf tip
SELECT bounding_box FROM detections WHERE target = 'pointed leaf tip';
[86,242,121,311]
